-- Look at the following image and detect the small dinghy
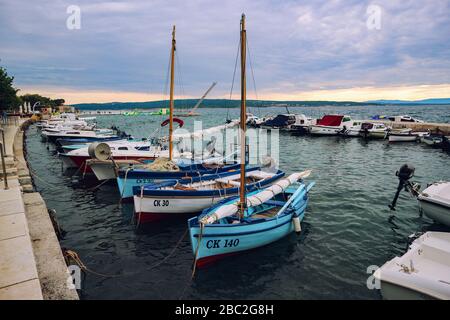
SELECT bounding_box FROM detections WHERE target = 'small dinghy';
[188,170,314,268]
[388,128,428,142]
[374,232,450,300]
[421,134,444,147]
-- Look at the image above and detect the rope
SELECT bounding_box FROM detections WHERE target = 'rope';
[64,249,119,278]
[246,35,261,117]
[87,178,110,192]
[226,38,241,121]
[191,223,204,279]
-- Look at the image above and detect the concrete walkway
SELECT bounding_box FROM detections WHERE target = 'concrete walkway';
[0,120,78,300]
[0,121,43,299]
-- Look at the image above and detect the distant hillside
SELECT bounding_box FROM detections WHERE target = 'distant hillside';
[73,99,380,110]
[367,98,450,105]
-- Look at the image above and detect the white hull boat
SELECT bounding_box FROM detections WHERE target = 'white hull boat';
[388,129,428,142]
[418,182,450,227]
[309,115,354,136]
[359,123,390,139]
[374,232,450,300]
[133,168,284,223]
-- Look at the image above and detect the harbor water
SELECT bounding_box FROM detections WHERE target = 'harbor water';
[25,104,450,299]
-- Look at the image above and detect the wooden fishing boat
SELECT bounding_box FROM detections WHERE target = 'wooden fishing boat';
[133,167,284,223]
[117,160,241,199]
[187,15,314,269]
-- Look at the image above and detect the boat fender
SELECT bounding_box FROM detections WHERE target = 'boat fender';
[293,216,301,234]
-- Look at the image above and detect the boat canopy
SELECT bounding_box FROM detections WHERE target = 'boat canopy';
[262,114,296,127]
[200,170,311,224]
[317,115,344,126]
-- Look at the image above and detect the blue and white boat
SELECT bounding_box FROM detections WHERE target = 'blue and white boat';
[188,171,313,268]
[118,160,241,200]
[132,167,284,224]
[186,15,315,270]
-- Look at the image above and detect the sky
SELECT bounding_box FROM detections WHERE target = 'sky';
[0,0,449,104]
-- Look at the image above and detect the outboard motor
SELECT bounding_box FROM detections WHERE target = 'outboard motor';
[388,164,419,210]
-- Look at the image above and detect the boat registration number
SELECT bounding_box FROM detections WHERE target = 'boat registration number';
[153,200,169,206]
[206,239,239,249]
[136,179,154,184]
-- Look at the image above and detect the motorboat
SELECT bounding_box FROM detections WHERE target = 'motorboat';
[417,182,450,227]
[260,114,309,131]
[339,120,364,137]
[289,115,316,135]
[59,140,189,172]
[374,232,450,300]
[41,127,115,143]
[421,134,444,147]
[359,122,390,139]
[309,114,354,135]
[372,115,424,123]
[389,164,450,227]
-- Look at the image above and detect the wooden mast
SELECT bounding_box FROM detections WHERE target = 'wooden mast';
[239,14,247,216]
[169,25,176,160]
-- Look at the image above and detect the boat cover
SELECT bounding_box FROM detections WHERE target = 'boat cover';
[317,115,344,126]
[200,170,311,224]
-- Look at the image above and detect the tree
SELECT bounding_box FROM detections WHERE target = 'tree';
[20,94,66,110]
[0,66,21,111]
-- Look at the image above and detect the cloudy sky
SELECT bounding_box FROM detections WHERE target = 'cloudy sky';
[1,0,449,103]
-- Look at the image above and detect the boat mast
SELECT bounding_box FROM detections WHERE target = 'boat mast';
[239,14,247,216]
[169,25,176,160]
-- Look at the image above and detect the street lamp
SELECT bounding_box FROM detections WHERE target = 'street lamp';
[32,101,41,113]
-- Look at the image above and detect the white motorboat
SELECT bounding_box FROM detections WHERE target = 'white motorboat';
[389,164,450,227]
[41,128,114,143]
[359,123,390,139]
[260,113,304,131]
[289,115,316,135]
[421,134,444,147]
[60,140,193,172]
[309,114,354,135]
[339,121,364,137]
[374,232,450,300]
[418,182,450,227]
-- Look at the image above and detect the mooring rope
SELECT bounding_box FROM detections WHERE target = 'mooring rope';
[64,249,119,278]
[191,223,204,279]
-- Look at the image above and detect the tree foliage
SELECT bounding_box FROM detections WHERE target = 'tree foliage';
[0,66,21,111]
[20,94,65,110]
